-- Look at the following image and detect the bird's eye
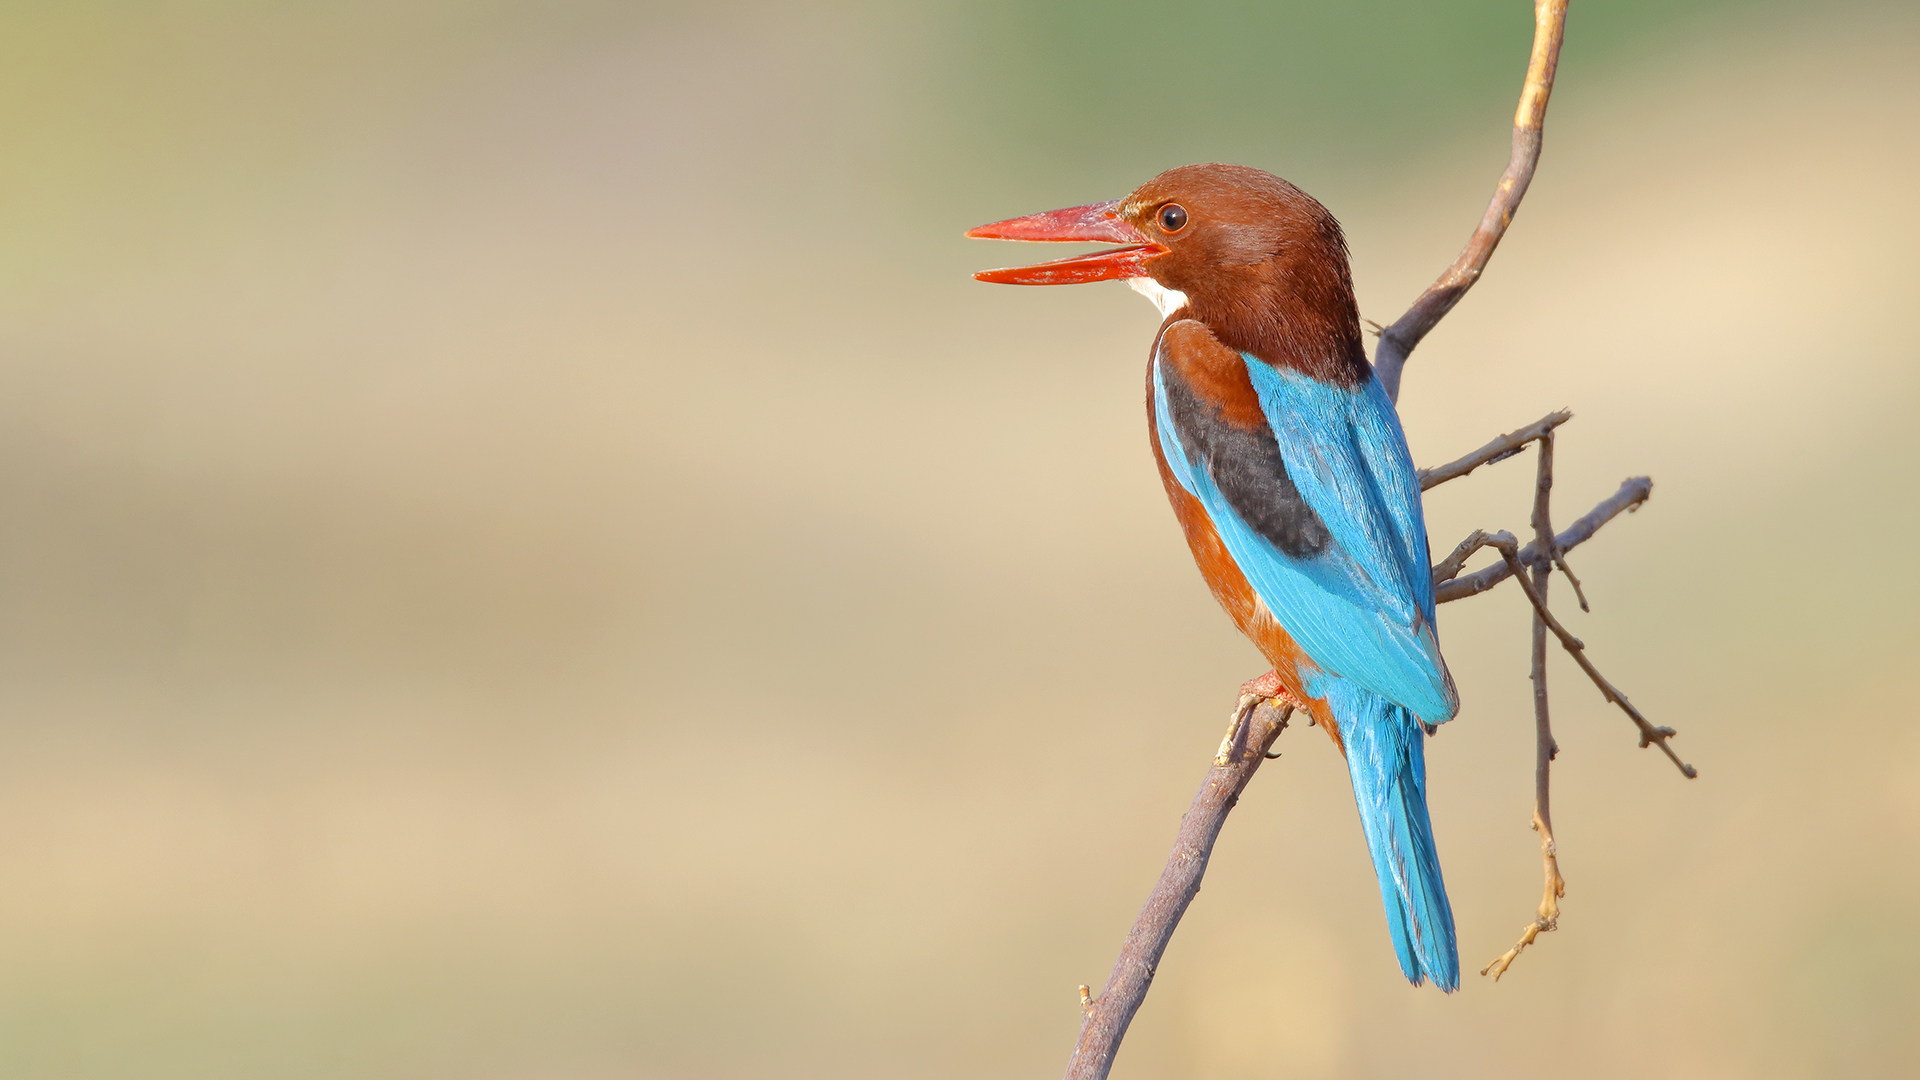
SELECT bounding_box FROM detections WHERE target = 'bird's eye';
[1157,203,1189,233]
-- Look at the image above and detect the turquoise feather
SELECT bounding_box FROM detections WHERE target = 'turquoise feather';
[1152,350,1460,989]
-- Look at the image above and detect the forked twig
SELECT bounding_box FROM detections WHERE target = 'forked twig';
[1428,428,1690,983]
[1436,477,1652,603]
[1343,351,1668,982]
[1443,527,1697,780]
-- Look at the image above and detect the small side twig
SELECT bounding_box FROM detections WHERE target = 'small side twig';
[1432,530,1492,585]
[1064,704,1292,1080]
[1418,409,1572,490]
[1552,548,1590,612]
[1376,0,1568,404]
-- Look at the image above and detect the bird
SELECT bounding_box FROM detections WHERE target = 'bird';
[967,163,1461,991]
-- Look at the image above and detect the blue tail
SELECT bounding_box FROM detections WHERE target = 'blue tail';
[1327,679,1459,991]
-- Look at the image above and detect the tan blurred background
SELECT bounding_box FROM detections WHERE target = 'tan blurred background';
[0,1,1916,1077]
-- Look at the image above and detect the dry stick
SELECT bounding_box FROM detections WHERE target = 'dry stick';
[1432,530,1493,586]
[1483,438,1568,980]
[1437,477,1651,603]
[1064,703,1293,1080]
[1432,527,1695,783]
[1375,0,1568,405]
[1458,529,1697,779]
[1418,410,1572,490]
[1422,413,1593,609]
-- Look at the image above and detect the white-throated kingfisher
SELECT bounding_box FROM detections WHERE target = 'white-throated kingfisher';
[969,164,1461,990]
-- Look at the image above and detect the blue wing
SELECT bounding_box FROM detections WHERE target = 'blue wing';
[1152,349,1457,725]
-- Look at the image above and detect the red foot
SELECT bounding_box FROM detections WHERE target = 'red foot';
[1239,670,1307,710]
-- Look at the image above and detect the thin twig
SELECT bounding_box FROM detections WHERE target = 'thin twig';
[1419,409,1601,610]
[1376,0,1568,403]
[1436,477,1652,603]
[1432,529,1493,585]
[1473,531,1696,779]
[1483,437,1567,980]
[1552,549,1591,612]
[1418,410,1572,490]
[1065,704,1292,1080]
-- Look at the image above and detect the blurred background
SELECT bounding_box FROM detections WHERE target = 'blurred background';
[0,1,1915,1077]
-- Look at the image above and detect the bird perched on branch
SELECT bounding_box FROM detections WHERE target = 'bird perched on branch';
[969,164,1460,991]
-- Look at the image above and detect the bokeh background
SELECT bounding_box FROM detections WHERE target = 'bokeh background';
[1,1,1916,1077]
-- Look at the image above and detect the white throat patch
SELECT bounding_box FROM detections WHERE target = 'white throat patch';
[1127,277,1189,319]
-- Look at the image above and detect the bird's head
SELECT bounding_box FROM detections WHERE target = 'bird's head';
[968,163,1366,381]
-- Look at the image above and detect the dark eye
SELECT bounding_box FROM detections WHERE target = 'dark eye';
[1157,203,1188,233]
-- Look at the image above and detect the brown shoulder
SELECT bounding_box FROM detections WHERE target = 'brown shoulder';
[1157,319,1265,431]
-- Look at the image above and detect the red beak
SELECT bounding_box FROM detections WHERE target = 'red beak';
[966,200,1164,285]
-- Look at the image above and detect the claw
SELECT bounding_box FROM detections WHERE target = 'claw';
[1214,693,1263,766]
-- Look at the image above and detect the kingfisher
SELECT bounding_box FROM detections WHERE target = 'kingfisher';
[968,164,1460,990]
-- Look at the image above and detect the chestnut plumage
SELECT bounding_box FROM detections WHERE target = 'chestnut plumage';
[970,163,1461,991]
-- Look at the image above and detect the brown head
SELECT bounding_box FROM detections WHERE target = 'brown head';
[967,163,1369,385]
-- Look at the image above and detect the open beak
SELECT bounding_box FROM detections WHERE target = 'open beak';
[966,200,1164,285]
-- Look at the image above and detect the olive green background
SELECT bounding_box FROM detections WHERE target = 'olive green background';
[0,2,1915,1077]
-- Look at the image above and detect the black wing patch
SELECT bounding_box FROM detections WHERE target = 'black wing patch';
[1160,357,1331,560]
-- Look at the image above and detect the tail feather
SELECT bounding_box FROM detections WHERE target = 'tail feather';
[1328,681,1458,991]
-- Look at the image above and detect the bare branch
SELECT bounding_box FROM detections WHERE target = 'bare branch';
[1484,437,1566,980]
[1065,703,1293,1080]
[1377,0,1569,403]
[1421,411,1596,611]
[1419,410,1572,490]
[1473,530,1697,780]
[1436,477,1652,603]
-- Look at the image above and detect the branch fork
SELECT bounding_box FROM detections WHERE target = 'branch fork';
[1434,523,1696,781]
